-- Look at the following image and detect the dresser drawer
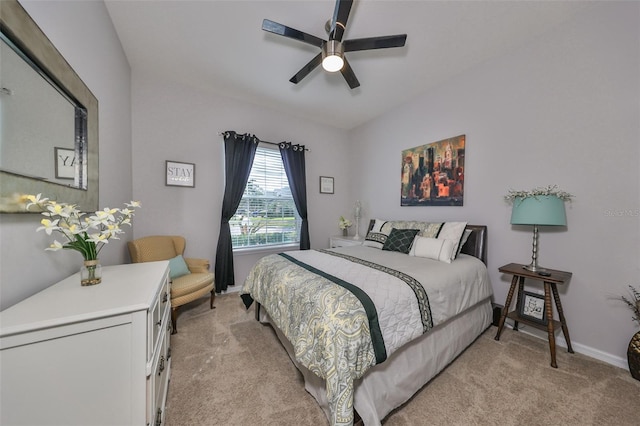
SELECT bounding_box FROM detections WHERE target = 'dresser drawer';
[149,271,170,362]
[149,309,171,426]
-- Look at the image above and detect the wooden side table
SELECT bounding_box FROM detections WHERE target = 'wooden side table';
[494,262,574,368]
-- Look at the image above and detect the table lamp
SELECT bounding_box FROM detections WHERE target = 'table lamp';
[510,195,567,273]
[353,200,362,240]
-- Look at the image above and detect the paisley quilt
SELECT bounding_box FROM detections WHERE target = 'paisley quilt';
[241,247,492,426]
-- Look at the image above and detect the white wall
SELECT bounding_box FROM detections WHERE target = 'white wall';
[348,2,639,366]
[0,0,132,310]
[130,74,351,289]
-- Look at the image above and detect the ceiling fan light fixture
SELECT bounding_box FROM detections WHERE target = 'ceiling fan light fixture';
[322,40,344,72]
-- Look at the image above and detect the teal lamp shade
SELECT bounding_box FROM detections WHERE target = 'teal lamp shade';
[510,195,567,272]
[511,196,567,226]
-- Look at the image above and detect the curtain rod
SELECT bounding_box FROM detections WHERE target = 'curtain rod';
[218,132,309,152]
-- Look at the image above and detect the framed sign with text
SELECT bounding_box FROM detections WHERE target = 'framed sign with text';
[55,147,76,179]
[518,291,548,325]
[319,176,334,194]
[166,160,195,188]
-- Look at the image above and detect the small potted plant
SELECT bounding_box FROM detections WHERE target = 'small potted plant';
[620,285,640,381]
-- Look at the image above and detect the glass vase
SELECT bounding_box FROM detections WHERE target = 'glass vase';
[81,259,102,286]
[342,229,348,237]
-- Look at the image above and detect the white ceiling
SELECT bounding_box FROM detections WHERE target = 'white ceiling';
[104,0,592,130]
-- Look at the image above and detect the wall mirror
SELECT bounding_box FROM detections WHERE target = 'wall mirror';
[0,0,98,213]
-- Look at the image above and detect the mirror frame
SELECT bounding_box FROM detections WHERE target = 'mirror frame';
[0,0,98,213]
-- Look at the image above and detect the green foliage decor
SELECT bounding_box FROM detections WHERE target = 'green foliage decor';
[504,185,574,203]
[621,285,640,328]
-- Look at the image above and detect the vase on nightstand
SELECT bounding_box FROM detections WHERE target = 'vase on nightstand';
[81,259,102,286]
[342,229,348,237]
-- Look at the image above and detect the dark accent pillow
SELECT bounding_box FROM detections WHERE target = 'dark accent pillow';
[382,228,420,254]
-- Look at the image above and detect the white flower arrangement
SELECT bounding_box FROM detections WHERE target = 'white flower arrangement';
[338,216,353,230]
[504,185,574,203]
[23,193,141,260]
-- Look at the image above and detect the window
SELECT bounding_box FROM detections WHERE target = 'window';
[231,146,300,249]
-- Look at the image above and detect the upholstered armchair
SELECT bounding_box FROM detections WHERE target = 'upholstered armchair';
[128,235,215,333]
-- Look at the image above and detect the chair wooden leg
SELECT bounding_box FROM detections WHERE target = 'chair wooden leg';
[171,307,178,334]
[210,290,216,309]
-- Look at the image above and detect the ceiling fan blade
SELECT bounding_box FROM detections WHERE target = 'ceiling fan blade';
[262,19,324,48]
[289,53,323,84]
[329,0,353,41]
[344,34,407,52]
[340,57,360,89]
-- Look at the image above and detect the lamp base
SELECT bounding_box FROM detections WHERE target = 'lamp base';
[522,224,552,276]
[522,263,551,276]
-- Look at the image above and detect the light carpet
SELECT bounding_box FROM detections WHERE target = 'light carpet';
[165,294,639,425]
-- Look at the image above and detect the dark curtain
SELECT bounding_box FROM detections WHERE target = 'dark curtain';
[214,131,258,292]
[279,142,310,250]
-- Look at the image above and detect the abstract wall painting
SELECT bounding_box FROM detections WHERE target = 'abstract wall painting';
[401,135,465,206]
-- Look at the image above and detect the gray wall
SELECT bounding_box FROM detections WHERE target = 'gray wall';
[0,0,132,309]
[347,2,639,367]
[130,73,352,287]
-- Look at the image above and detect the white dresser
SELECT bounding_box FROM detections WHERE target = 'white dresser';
[329,235,364,248]
[0,261,172,426]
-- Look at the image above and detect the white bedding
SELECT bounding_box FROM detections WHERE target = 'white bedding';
[327,247,492,328]
[243,245,493,425]
[263,298,493,426]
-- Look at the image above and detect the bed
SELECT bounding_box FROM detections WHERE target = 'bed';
[240,220,493,426]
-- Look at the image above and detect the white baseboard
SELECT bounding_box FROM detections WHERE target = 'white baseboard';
[220,285,242,294]
[505,320,628,370]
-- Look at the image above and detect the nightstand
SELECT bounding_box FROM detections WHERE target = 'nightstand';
[329,235,363,248]
[494,262,574,368]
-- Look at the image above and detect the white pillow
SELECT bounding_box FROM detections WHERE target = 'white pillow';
[409,236,456,263]
[363,219,389,249]
[370,219,386,232]
[437,222,468,261]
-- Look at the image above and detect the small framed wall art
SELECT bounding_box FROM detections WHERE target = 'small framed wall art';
[166,160,195,188]
[54,147,76,179]
[518,291,548,325]
[319,176,334,194]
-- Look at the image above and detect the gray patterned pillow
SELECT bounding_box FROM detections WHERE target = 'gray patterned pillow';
[382,228,420,254]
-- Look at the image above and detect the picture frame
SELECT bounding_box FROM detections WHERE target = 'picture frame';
[518,291,548,325]
[166,160,195,188]
[401,134,465,206]
[319,176,334,194]
[54,147,76,180]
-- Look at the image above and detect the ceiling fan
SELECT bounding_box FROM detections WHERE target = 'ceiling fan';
[262,0,407,89]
